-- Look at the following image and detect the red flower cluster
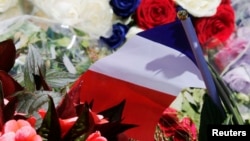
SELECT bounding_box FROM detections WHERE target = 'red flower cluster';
[133,0,235,50]
[0,39,135,141]
[157,107,197,141]
[193,0,235,47]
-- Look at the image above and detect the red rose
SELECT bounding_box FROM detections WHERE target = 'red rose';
[193,2,235,48]
[160,117,198,141]
[180,117,197,141]
[156,108,198,141]
[158,108,180,136]
[172,125,193,141]
[134,0,176,30]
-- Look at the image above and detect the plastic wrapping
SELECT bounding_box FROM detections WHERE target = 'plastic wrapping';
[203,0,250,122]
[0,15,111,88]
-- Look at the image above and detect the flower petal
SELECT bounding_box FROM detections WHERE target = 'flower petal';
[0,132,15,141]
[4,120,18,133]
[15,126,39,141]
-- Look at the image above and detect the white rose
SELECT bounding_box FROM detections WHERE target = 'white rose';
[31,0,114,38]
[77,0,114,38]
[31,0,84,25]
[173,0,221,17]
[51,1,85,27]
[0,0,18,13]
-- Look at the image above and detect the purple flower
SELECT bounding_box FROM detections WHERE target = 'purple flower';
[100,23,129,50]
[223,63,250,94]
[110,0,140,18]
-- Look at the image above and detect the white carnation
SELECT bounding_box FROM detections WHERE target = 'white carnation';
[174,0,221,17]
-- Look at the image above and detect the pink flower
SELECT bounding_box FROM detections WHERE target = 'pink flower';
[214,38,247,71]
[0,119,42,141]
[180,117,198,141]
[86,131,107,141]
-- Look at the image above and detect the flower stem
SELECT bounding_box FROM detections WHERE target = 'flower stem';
[208,63,245,124]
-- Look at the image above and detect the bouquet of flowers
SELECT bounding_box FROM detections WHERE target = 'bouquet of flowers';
[0,38,137,140]
[0,0,249,141]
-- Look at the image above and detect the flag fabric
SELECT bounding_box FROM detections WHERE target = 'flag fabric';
[69,20,205,140]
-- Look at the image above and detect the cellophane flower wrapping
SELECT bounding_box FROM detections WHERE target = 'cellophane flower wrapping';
[0,15,111,89]
[204,0,250,122]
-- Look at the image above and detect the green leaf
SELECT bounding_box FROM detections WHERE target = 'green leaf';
[98,99,126,122]
[198,94,226,141]
[33,67,52,91]
[180,88,206,127]
[208,64,244,124]
[54,37,71,47]
[73,28,87,37]
[81,39,90,48]
[75,60,92,75]
[37,96,61,141]
[62,103,92,141]
[24,45,46,91]
[46,27,64,40]
[16,91,63,115]
[95,100,137,140]
[45,70,78,88]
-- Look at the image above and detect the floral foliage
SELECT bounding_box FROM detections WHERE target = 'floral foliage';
[0,39,136,141]
[156,108,197,141]
[154,88,206,141]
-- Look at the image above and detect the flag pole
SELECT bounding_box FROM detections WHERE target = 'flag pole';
[177,10,224,112]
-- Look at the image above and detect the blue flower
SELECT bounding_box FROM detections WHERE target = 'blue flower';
[100,23,129,50]
[110,0,141,18]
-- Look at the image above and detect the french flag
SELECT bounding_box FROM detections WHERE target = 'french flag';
[69,20,205,140]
